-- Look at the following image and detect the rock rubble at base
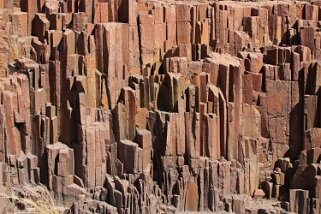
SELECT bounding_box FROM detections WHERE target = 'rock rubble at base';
[0,0,321,213]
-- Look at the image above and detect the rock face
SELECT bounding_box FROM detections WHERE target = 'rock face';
[1,0,321,213]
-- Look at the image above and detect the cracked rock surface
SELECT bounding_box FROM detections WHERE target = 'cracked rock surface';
[0,0,320,213]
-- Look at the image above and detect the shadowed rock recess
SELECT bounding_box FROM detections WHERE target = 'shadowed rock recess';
[2,0,321,213]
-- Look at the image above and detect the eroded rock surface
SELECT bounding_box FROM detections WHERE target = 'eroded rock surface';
[0,0,320,213]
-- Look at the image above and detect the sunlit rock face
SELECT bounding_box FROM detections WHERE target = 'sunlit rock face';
[0,0,320,213]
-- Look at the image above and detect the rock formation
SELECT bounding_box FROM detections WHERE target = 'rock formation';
[0,0,321,213]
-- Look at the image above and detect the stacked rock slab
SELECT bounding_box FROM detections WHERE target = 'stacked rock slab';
[1,0,321,213]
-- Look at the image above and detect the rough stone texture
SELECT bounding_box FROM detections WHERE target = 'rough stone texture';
[0,0,321,213]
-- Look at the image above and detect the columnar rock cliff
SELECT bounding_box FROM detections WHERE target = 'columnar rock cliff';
[0,0,321,213]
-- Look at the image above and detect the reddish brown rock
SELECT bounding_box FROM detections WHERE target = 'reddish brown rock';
[2,1,321,213]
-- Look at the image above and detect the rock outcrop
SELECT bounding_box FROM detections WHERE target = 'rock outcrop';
[0,0,321,213]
